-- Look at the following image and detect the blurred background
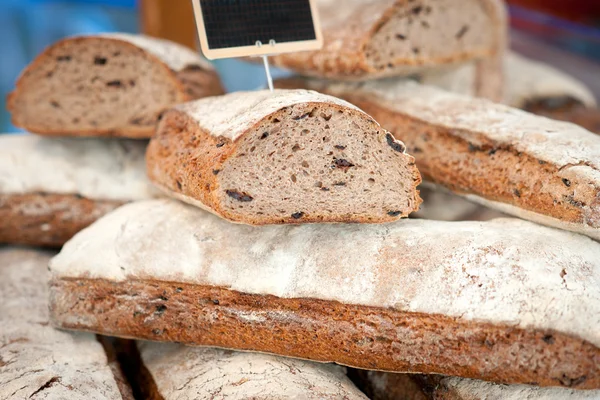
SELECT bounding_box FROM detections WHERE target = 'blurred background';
[1,0,600,133]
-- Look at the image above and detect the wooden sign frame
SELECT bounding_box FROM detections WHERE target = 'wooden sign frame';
[191,0,323,60]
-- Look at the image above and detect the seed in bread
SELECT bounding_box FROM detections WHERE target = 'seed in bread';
[275,78,600,240]
[7,33,224,138]
[0,248,132,399]
[0,134,157,247]
[269,0,506,80]
[49,199,600,389]
[146,89,422,225]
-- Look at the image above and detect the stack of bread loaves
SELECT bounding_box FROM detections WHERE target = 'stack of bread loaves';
[1,33,224,246]
[4,2,600,399]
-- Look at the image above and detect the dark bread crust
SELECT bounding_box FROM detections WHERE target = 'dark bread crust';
[347,369,429,400]
[7,36,223,139]
[525,103,600,135]
[50,277,600,390]
[146,102,422,225]
[0,193,123,247]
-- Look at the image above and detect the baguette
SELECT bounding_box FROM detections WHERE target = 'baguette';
[8,33,224,138]
[269,0,506,80]
[135,342,368,399]
[275,79,600,240]
[348,370,600,400]
[146,89,422,225]
[0,248,131,399]
[49,199,600,389]
[0,134,157,247]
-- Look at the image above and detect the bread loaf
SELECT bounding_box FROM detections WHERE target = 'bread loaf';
[269,0,506,80]
[49,199,600,389]
[348,370,600,400]
[135,342,368,399]
[0,248,131,399]
[0,134,157,246]
[275,79,600,240]
[146,89,422,224]
[8,33,224,138]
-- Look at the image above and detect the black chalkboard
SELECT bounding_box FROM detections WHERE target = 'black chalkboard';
[193,0,322,59]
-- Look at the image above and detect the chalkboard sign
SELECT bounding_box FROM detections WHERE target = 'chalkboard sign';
[192,0,323,59]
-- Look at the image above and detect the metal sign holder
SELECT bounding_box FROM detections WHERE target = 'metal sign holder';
[256,40,276,92]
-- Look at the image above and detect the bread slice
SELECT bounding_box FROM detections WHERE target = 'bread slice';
[0,134,158,247]
[0,248,132,399]
[134,342,368,399]
[269,0,506,80]
[146,89,422,225]
[50,199,600,389]
[7,33,224,138]
[275,79,600,240]
[348,370,600,400]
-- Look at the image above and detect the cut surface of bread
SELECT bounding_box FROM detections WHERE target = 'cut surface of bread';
[0,134,157,246]
[275,79,600,240]
[50,199,600,389]
[136,342,368,399]
[146,89,422,225]
[349,370,600,400]
[0,248,129,399]
[8,33,224,138]
[269,0,506,80]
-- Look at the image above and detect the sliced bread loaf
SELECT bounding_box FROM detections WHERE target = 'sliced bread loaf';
[269,0,506,80]
[0,134,157,247]
[7,33,224,138]
[146,89,422,224]
[0,248,132,399]
[275,79,600,240]
[50,199,600,389]
[135,342,368,399]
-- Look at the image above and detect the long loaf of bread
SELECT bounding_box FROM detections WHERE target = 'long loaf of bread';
[270,0,506,81]
[0,134,157,247]
[49,199,600,389]
[0,248,132,399]
[275,78,600,240]
[135,342,368,399]
[146,89,422,225]
[8,33,224,138]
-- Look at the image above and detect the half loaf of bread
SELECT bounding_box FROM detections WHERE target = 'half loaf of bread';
[146,89,422,225]
[8,33,224,138]
[270,0,506,80]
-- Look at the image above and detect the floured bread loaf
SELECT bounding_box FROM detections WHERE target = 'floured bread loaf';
[0,134,157,247]
[0,248,132,399]
[146,89,422,225]
[8,33,224,138]
[135,342,368,399]
[275,79,600,240]
[348,370,600,400]
[269,0,506,80]
[50,199,600,389]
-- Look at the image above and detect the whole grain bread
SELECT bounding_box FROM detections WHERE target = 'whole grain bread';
[269,0,506,80]
[0,134,158,247]
[348,370,600,400]
[136,342,368,399]
[0,248,132,399]
[275,79,600,240]
[7,33,224,138]
[49,199,600,389]
[146,89,422,225]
